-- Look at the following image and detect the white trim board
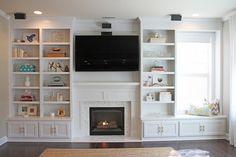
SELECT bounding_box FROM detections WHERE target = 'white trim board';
[0,136,8,146]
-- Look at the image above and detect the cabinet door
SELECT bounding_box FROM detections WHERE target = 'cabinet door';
[143,121,161,137]
[24,122,38,138]
[39,122,55,138]
[54,122,70,138]
[179,120,202,136]
[161,121,178,137]
[8,122,24,137]
[203,119,226,136]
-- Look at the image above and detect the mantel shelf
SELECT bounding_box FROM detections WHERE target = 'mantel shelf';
[74,81,140,86]
[143,43,175,46]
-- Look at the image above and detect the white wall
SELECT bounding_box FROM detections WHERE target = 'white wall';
[0,15,9,138]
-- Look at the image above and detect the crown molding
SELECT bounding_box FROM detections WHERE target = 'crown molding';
[0,9,10,20]
[222,9,236,21]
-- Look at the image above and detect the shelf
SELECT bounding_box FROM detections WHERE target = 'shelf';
[42,86,70,89]
[42,72,70,75]
[41,42,70,45]
[43,101,70,104]
[143,43,175,46]
[12,57,39,60]
[11,27,72,122]
[13,72,40,75]
[42,57,70,60]
[13,101,40,104]
[143,86,175,89]
[143,72,175,75]
[7,116,71,121]
[12,86,40,89]
[12,42,40,46]
[142,101,175,104]
[143,57,175,60]
[74,81,140,86]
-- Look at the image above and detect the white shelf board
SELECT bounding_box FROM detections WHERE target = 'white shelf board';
[41,42,70,45]
[13,101,40,104]
[74,81,140,86]
[143,86,175,89]
[43,101,70,104]
[143,72,175,75]
[42,57,70,60]
[143,57,175,60]
[13,72,40,75]
[12,57,39,60]
[42,72,70,75]
[7,116,71,121]
[42,86,70,89]
[143,43,175,46]
[12,42,39,46]
[141,114,228,121]
[12,86,40,89]
[142,101,175,104]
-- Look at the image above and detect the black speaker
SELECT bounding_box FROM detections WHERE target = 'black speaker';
[101,32,112,36]
[102,23,112,29]
[14,12,26,19]
[171,14,182,21]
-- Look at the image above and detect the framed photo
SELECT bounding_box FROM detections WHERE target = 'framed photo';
[146,93,156,101]
[18,104,28,116]
[27,106,37,116]
[23,33,38,43]
[57,108,65,117]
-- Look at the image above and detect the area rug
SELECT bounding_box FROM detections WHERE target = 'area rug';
[177,149,210,157]
[39,147,181,157]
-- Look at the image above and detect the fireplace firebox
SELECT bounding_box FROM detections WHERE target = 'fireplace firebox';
[90,107,124,135]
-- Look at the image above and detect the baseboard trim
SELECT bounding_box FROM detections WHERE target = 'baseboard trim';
[0,136,8,146]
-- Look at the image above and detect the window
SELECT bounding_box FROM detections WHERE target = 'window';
[176,32,217,114]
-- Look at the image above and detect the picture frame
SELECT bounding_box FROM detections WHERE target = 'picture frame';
[27,106,37,116]
[146,93,156,101]
[18,104,28,116]
[23,33,38,43]
[57,108,65,117]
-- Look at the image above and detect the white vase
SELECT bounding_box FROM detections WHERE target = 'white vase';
[24,76,30,87]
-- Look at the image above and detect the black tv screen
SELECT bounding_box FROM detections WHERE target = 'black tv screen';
[75,35,139,71]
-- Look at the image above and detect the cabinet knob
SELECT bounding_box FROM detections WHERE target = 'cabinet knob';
[54,127,56,134]
[161,126,164,133]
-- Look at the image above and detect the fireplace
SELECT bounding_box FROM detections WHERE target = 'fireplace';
[89,107,124,135]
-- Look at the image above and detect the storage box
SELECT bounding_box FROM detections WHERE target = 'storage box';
[159,92,172,101]
[47,52,66,57]
[149,37,166,43]
[18,64,36,72]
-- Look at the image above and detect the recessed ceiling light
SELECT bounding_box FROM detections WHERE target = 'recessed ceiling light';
[34,10,42,15]
[192,13,200,17]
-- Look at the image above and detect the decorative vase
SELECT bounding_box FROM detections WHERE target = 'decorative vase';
[24,75,31,87]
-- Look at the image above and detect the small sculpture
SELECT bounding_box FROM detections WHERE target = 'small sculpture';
[24,75,31,87]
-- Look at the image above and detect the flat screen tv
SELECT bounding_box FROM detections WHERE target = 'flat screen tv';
[75,35,139,71]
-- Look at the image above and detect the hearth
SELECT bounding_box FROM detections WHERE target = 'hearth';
[89,107,124,135]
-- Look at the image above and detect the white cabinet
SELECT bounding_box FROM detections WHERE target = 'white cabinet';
[39,121,70,138]
[8,121,38,138]
[143,121,178,137]
[140,27,176,118]
[179,119,226,137]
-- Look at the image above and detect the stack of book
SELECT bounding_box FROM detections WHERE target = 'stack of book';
[151,66,165,72]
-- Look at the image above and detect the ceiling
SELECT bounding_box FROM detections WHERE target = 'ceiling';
[0,0,236,19]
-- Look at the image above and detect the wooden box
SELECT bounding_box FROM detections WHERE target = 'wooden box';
[47,52,66,57]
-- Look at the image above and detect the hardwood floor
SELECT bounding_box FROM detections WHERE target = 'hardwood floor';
[0,140,235,157]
